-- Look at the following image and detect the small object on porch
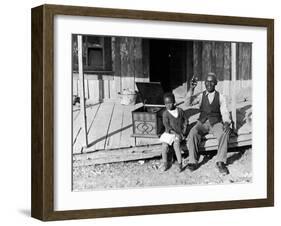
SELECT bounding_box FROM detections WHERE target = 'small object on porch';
[72,95,80,105]
[119,88,137,105]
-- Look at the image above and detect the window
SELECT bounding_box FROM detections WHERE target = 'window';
[72,35,112,72]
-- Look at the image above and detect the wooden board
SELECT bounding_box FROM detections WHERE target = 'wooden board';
[86,104,101,134]
[134,38,143,80]
[119,105,135,148]
[202,41,212,77]
[104,103,124,149]
[75,133,252,166]
[109,80,117,99]
[73,79,79,96]
[135,137,162,146]
[193,41,202,81]
[214,42,224,80]
[72,104,101,154]
[88,80,100,103]
[77,35,88,147]
[73,109,80,121]
[87,102,115,151]
[113,37,122,94]
[142,39,150,80]
[73,144,163,166]
[72,110,81,145]
[103,80,110,100]
[120,37,135,91]
[223,42,231,80]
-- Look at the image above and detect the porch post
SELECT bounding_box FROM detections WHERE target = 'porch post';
[78,35,88,147]
[231,42,237,129]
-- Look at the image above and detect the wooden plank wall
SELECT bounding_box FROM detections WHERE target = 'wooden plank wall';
[73,37,150,103]
[73,38,252,103]
[193,41,252,99]
[118,37,150,90]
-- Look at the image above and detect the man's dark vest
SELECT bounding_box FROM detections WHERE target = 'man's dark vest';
[198,90,222,125]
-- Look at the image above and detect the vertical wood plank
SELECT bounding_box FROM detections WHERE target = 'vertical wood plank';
[142,39,150,81]
[76,79,80,97]
[93,80,100,103]
[119,105,135,148]
[120,37,135,91]
[98,79,104,101]
[103,80,110,100]
[104,103,123,149]
[223,43,231,97]
[231,42,237,129]
[87,103,115,151]
[88,80,99,103]
[114,37,122,94]
[237,43,243,80]
[186,41,194,90]
[73,78,78,96]
[215,42,224,81]
[78,35,88,147]
[211,41,216,73]
[134,38,143,80]
[202,42,212,78]
[241,43,252,80]
[84,79,89,99]
[104,37,112,71]
[109,80,117,99]
[193,41,203,93]
[223,42,231,80]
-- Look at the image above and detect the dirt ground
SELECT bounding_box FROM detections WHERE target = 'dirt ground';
[73,147,252,191]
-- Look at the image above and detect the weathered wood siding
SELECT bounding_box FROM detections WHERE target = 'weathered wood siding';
[193,41,252,98]
[73,36,149,103]
[73,37,252,103]
[116,37,149,90]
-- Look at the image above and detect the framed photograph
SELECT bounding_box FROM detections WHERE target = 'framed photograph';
[31,4,274,221]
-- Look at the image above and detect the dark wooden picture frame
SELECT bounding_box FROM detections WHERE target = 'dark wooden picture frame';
[31,4,274,221]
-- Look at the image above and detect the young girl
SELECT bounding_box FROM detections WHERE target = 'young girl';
[160,92,188,172]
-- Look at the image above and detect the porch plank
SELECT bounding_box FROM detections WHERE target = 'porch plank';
[86,104,101,134]
[119,105,135,148]
[72,109,81,144]
[104,103,124,149]
[87,102,115,151]
[74,133,252,166]
[136,137,162,146]
[72,104,100,154]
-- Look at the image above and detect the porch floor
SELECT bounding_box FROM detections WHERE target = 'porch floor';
[73,99,252,155]
[73,102,162,154]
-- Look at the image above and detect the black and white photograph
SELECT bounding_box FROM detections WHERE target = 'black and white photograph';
[71,34,252,191]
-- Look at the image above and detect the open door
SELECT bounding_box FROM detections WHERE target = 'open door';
[149,39,193,93]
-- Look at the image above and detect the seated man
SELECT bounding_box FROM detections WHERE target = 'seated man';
[186,72,231,175]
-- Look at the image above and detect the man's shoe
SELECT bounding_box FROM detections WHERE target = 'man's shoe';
[161,162,169,172]
[216,162,230,175]
[176,163,183,173]
[186,163,198,171]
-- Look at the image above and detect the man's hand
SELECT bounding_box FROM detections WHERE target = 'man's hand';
[180,133,186,140]
[175,133,182,141]
[223,122,231,132]
[190,76,198,89]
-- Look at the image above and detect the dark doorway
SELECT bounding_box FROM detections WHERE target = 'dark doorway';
[149,39,193,93]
